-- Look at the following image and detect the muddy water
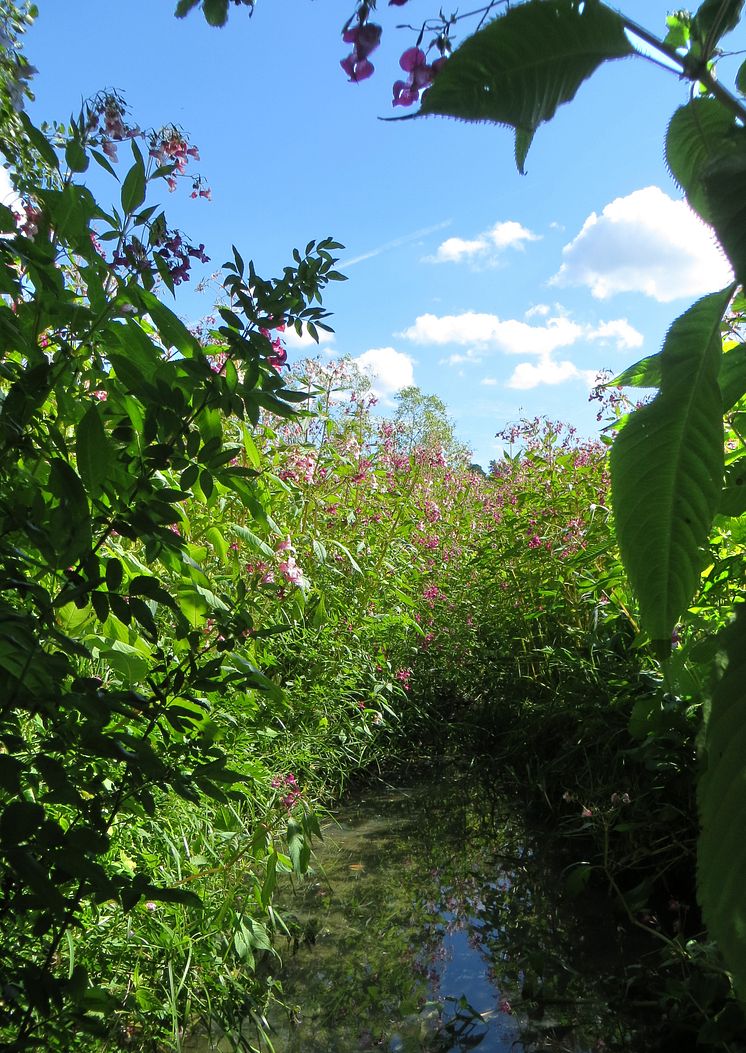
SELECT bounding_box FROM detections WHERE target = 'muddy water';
[258,773,648,1053]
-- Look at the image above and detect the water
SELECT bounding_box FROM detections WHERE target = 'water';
[261,772,647,1053]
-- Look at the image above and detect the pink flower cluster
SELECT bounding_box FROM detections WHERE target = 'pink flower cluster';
[271,772,301,810]
[341,18,382,81]
[395,667,412,691]
[259,325,288,371]
[149,126,206,195]
[393,47,446,107]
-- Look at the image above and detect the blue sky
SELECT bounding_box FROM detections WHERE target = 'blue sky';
[22,0,738,465]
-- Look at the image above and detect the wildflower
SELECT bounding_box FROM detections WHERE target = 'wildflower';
[581,806,593,818]
[279,556,304,586]
[341,20,381,81]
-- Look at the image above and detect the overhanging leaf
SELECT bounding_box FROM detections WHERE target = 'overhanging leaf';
[666,97,735,222]
[698,604,746,1002]
[703,141,746,287]
[418,0,634,173]
[609,288,731,650]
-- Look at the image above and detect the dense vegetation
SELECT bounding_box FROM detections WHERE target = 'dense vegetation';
[0,0,745,1050]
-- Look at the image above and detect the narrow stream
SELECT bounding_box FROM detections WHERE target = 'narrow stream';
[260,772,650,1053]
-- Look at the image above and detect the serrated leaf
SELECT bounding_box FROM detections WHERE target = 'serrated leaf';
[698,605,746,1002]
[418,0,633,173]
[175,0,201,15]
[76,405,112,497]
[666,98,735,221]
[609,288,731,649]
[703,141,746,286]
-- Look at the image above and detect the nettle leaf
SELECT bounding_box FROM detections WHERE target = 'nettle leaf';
[666,98,735,222]
[698,605,746,1002]
[666,97,746,284]
[418,0,633,172]
[610,288,731,652]
[703,141,746,287]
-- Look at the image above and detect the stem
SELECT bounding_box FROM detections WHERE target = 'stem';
[616,9,746,123]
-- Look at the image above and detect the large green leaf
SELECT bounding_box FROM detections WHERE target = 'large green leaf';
[666,98,735,222]
[692,0,745,49]
[418,0,634,172]
[703,142,746,287]
[609,288,731,651]
[612,353,662,389]
[666,97,746,283]
[698,604,746,1002]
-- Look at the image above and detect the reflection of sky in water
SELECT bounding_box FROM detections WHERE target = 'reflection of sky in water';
[432,921,519,1052]
[251,781,644,1053]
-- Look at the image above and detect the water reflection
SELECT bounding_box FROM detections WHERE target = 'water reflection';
[267,773,642,1052]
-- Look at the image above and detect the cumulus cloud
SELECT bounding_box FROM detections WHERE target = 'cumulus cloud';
[353,346,415,403]
[283,327,335,351]
[426,219,540,265]
[553,186,733,301]
[586,318,643,349]
[401,309,639,357]
[506,358,598,390]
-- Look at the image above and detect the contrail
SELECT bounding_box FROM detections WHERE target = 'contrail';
[342,219,452,268]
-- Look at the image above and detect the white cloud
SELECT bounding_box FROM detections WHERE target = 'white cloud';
[283,327,335,351]
[430,236,487,264]
[506,358,598,390]
[488,220,540,250]
[587,318,643,349]
[553,185,733,302]
[400,311,583,357]
[525,303,551,319]
[426,219,540,265]
[353,346,415,403]
[480,377,498,386]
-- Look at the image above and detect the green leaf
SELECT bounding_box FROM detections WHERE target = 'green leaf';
[698,605,746,1002]
[666,98,735,222]
[121,150,146,215]
[737,57,746,96]
[609,288,731,649]
[418,0,633,173]
[175,0,201,14]
[720,343,746,410]
[612,353,661,389]
[692,0,744,49]
[65,139,89,174]
[203,0,230,25]
[720,455,746,516]
[136,289,200,357]
[76,405,113,497]
[703,141,746,286]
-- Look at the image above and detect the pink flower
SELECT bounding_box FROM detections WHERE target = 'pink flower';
[279,556,304,586]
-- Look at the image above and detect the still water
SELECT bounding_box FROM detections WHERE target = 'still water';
[260,772,646,1053]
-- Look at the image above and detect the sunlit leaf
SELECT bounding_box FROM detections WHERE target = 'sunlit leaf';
[610,288,731,651]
